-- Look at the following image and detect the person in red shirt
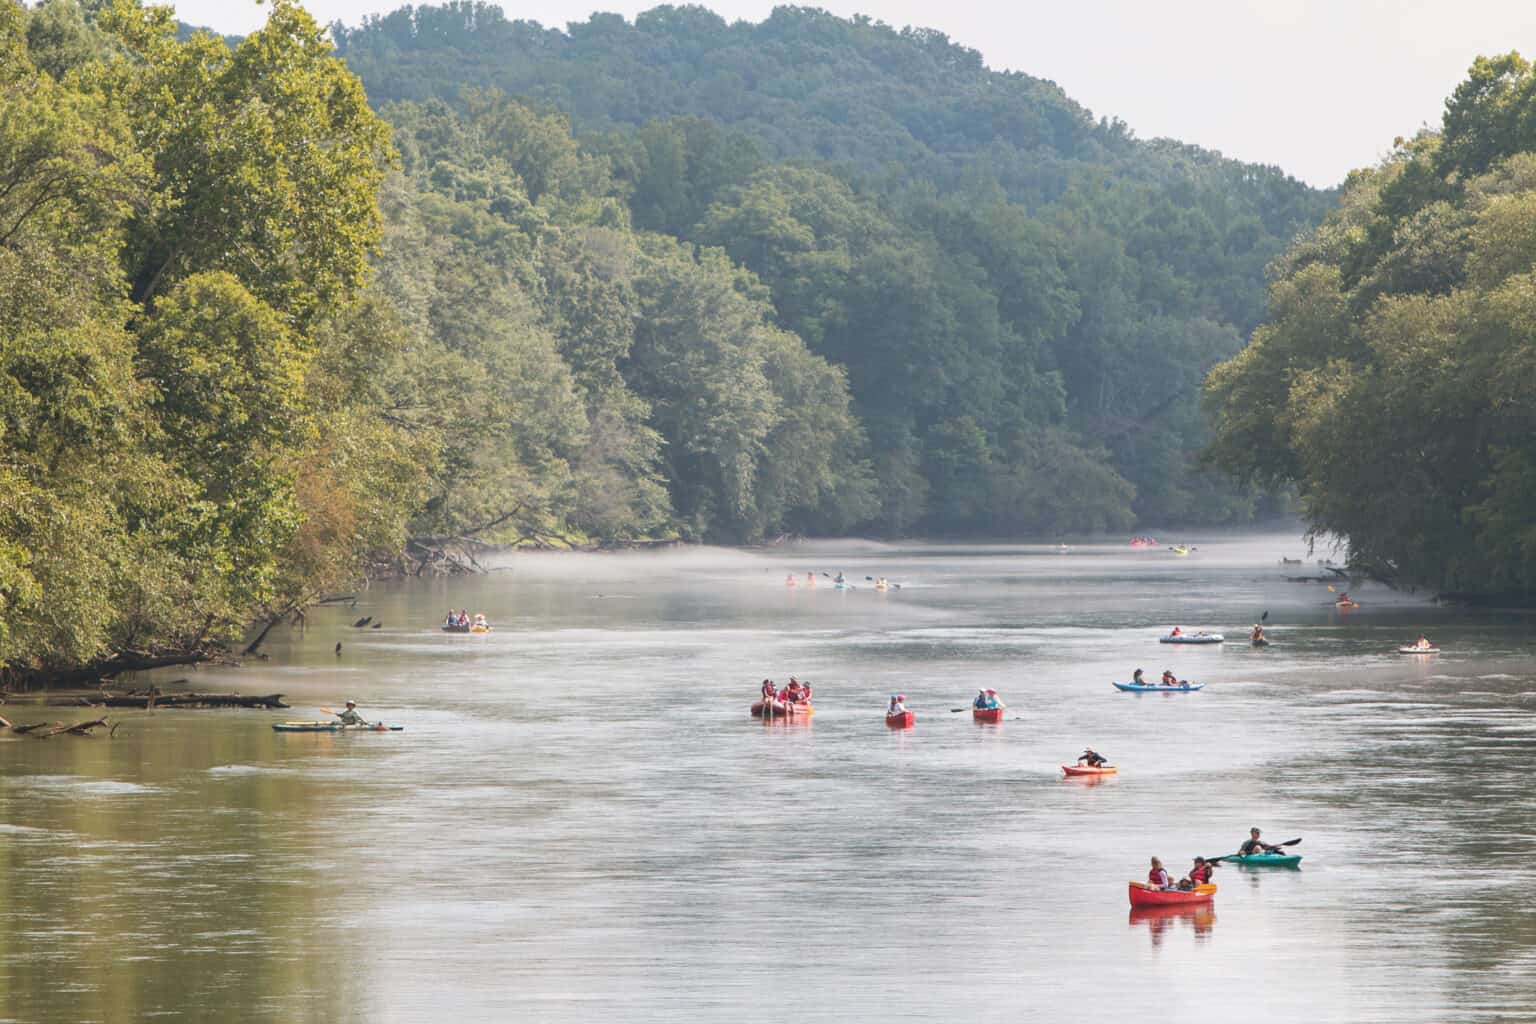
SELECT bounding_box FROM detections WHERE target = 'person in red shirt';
[761,679,777,701]
[1148,857,1171,888]
[795,677,813,702]
[785,679,804,703]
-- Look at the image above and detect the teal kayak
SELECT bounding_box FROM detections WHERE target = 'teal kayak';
[1113,681,1204,692]
[273,722,403,733]
[1226,851,1301,867]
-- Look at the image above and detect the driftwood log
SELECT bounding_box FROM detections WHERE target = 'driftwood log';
[0,716,110,737]
[101,692,288,709]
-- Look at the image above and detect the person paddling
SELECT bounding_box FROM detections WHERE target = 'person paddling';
[1251,623,1267,646]
[1148,857,1172,889]
[1077,748,1108,767]
[334,700,366,726]
[1132,668,1147,685]
[1160,669,1180,687]
[1239,827,1281,856]
[887,694,907,716]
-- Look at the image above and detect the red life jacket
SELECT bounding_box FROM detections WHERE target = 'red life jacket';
[1189,863,1212,884]
[1149,868,1171,886]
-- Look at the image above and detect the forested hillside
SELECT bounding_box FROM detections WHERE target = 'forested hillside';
[333,2,1334,532]
[1207,54,1536,599]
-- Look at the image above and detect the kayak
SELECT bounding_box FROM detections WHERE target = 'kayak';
[751,699,813,719]
[1160,634,1223,644]
[972,707,1005,723]
[273,722,403,733]
[1061,764,1117,776]
[1225,851,1302,867]
[470,625,491,633]
[1335,601,1360,609]
[441,624,471,633]
[834,583,850,590]
[1128,881,1215,907]
[1398,646,1439,654]
[1172,547,1190,556]
[886,710,915,729]
[1113,681,1204,692]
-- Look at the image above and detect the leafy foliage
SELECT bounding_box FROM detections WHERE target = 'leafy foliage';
[1207,55,1536,595]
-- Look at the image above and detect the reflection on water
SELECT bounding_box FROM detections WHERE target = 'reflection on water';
[2,530,1536,1022]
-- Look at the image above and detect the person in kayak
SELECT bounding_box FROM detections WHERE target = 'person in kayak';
[1413,634,1433,650]
[1132,668,1147,685]
[973,688,1002,710]
[1251,623,1267,646]
[334,701,366,726]
[1239,828,1282,855]
[887,694,907,716]
[1169,626,1184,637]
[1076,748,1108,767]
[1148,857,1172,889]
[834,571,846,585]
[1160,670,1180,686]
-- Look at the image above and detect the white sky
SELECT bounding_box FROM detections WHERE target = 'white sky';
[178,0,1536,186]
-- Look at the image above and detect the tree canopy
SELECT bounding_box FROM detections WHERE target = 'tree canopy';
[1206,53,1536,597]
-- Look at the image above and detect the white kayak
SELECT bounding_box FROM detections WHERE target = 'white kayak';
[1398,646,1440,654]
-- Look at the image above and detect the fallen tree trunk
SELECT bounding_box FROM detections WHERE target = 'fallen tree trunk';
[38,718,108,737]
[93,692,288,710]
[4,649,212,691]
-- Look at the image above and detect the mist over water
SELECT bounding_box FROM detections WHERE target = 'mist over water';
[3,530,1536,1022]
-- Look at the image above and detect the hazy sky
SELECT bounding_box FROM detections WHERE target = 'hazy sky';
[178,0,1536,186]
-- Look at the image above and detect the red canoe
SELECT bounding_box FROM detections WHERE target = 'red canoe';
[885,710,915,729]
[1061,764,1117,776]
[1128,882,1216,907]
[972,707,1004,723]
[751,699,813,719]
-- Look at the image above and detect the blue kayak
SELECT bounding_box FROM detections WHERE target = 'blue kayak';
[1113,681,1205,692]
[1159,634,1223,644]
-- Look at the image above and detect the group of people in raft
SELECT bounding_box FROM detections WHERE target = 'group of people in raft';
[443,610,489,630]
[1146,828,1286,891]
[760,676,814,705]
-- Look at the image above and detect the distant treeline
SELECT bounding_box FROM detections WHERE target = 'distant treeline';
[1207,54,1536,598]
[332,1,1335,534]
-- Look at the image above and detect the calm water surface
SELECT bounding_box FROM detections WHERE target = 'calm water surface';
[4,531,1536,1022]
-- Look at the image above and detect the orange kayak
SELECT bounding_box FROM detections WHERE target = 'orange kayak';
[972,707,1004,723]
[1128,881,1216,907]
[1061,764,1117,776]
[886,710,915,729]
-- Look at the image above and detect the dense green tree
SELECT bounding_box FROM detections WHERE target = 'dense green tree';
[1207,54,1536,596]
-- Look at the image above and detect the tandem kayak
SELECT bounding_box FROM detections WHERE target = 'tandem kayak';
[1225,851,1302,867]
[1398,646,1439,654]
[972,707,1005,723]
[441,624,471,633]
[1113,681,1204,692]
[886,710,915,729]
[273,722,403,733]
[1159,633,1223,644]
[1061,764,1117,776]
[1128,882,1215,907]
[751,699,813,719]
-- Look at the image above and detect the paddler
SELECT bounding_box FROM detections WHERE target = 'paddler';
[1160,669,1179,686]
[1169,625,1183,637]
[1181,856,1216,889]
[334,700,366,726]
[887,694,907,716]
[1238,827,1281,856]
[1251,623,1267,646]
[1148,857,1172,889]
[1414,634,1432,650]
[1076,748,1108,767]
[1132,668,1147,685]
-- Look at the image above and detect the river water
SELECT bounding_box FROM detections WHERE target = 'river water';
[3,530,1535,1023]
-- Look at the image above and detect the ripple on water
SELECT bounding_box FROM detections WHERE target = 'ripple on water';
[4,775,159,796]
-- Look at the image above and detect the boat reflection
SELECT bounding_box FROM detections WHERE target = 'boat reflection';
[1128,904,1217,947]
[1060,772,1116,787]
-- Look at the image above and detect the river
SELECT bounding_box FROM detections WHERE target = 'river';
[2,530,1535,1022]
